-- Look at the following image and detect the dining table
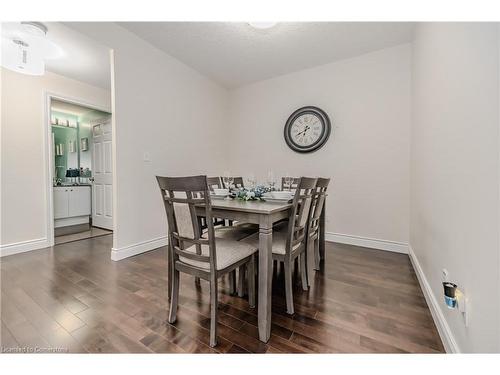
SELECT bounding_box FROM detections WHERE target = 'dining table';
[193,197,327,343]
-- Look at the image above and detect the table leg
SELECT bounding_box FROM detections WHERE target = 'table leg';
[319,204,326,260]
[258,220,273,342]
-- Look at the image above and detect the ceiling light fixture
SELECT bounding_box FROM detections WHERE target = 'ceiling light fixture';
[21,21,48,37]
[1,22,62,76]
[248,22,277,30]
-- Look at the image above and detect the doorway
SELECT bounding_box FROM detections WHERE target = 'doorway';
[46,95,113,246]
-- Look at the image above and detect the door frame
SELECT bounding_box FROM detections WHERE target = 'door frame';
[43,92,113,247]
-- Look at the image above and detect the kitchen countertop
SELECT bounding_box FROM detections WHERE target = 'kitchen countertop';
[53,184,92,187]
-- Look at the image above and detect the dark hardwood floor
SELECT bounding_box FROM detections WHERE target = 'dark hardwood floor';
[0,234,444,353]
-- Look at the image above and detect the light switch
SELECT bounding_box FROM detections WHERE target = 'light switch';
[143,152,151,162]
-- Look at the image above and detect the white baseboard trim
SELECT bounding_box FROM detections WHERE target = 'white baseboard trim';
[0,238,50,257]
[111,236,168,261]
[408,245,460,353]
[326,232,409,254]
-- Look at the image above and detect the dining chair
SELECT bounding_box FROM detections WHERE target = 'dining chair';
[184,175,257,293]
[156,175,258,347]
[219,175,257,230]
[221,176,244,189]
[306,177,330,284]
[204,176,226,227]
[220,175,244,227]
[243,177,317,315]
[207,176,223,191]
[206,176,252,234]
[216,176,259,297]
[210,222,258,298]
[220,175,257,295]
[281,177,300,191]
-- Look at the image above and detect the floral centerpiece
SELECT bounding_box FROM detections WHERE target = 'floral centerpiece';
[233,185,273,201]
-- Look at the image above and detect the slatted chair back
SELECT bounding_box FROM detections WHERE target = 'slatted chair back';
[233,177,244,188]
[207,177,222,192]
[281,177,300,191]
[156,175,217,272]
[221,176,244,189]
[205,177,225,228]
[284,177,317,257]
[307,178,330,237]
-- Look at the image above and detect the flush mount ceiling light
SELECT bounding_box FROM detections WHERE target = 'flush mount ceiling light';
[248,22,278,30]
[1,22,62,76]
[21,21,48,37]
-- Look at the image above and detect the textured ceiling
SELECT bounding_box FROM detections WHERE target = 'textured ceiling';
[120,22,415,88]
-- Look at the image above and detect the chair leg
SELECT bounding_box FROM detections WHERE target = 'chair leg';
[209,276,218,347]
[248,255,256,308]
[314,236,321,270]
[229,270,236,295]
[306,237,314,286]
[299,253,308,291]
[168,268,180,323]
[284,260,294,315]
[237,266,245,297]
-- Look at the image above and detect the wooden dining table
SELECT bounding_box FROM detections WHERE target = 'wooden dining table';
[194,198,327,343]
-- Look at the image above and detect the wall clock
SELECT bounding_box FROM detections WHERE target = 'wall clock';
[284,106,331,153]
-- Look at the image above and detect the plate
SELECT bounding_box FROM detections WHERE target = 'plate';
[270,191,294,199]
[210,194,227,199]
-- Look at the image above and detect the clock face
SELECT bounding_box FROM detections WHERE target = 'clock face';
[284,107,331,153]
[290,113,324,147]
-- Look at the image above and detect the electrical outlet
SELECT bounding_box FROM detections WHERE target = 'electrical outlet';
[441,268,449,282]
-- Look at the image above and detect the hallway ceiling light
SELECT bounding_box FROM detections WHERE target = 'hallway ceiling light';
[248,22,278,30]
[1,22,62,76]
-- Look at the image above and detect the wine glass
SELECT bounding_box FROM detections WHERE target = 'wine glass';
[267,170,275,190]
[222,171,232,199]
[247,173,256,190]
[222,171,230,188]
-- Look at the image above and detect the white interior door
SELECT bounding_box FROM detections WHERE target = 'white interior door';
[92,121,113,230]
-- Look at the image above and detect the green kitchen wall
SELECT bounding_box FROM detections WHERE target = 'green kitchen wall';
[51,107,110,183]
[52,111,79,181]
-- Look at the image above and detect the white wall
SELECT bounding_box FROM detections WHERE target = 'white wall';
[1,68,111,253]
[228,44,411,246]
[411,23,500,352]
[3,22,500,352]
[66,23,230,260]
